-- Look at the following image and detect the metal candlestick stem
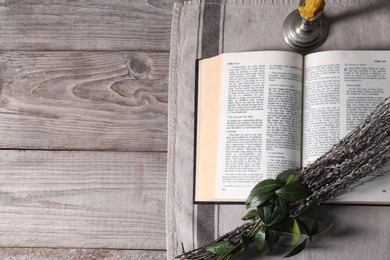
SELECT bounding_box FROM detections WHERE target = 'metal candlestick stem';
[283,9,328,52]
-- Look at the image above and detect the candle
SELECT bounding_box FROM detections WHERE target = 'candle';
[298,0,326,19]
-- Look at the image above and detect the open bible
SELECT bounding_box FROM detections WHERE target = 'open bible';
[195,50,390,203]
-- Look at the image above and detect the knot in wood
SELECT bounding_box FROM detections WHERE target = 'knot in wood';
[128,58,151,78]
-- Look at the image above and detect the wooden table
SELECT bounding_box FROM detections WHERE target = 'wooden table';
[0,1,173,258]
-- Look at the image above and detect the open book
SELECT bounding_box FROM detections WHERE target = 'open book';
[195,50,390,203]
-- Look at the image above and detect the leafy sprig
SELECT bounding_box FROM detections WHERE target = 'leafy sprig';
[206,170,334,259]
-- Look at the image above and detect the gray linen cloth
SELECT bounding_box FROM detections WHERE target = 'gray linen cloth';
[167,0,390,259]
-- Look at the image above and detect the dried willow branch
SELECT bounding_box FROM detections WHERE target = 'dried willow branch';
[176,97,390,260]
[292,97,390,214]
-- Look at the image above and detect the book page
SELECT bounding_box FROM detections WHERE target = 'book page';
[213,51,303,201]
[195,55,223,202]
[303,51,390,203]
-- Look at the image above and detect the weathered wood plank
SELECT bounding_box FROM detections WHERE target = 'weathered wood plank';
[0,248,166,260]
[0,0,174,51]
[0,150,166,249]
[0,51,168,151]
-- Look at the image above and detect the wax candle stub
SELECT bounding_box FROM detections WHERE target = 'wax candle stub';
[298,0,326,19]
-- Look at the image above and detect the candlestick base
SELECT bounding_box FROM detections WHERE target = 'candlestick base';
[283,9,328,52]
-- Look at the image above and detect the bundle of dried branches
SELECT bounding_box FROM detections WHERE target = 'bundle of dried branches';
[177,97,390,259]
[292,97,390,214]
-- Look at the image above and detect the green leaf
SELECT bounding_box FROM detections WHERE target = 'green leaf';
[272,217,293,233]
[275,197,287,218]
[245,197,252,209]
[269,210,282,227]
[249,179,281,197]
[266,229,280,249]
[269,211,287,227]
[257,204,272,224]
[290,218,301,246]
[254,228,267,250]
[269,198,288,226]
[240,235,250,251]
[275,182,311,202]
[295,218,311,238]
[248,192,274,208]
[284,239,307,257]
[246,179,281,209]
[206,241,235,255]
[276,169,296,184]
[286,175,296,184]
[241,210,258,221]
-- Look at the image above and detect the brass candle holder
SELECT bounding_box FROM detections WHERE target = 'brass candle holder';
[283,0,328,52]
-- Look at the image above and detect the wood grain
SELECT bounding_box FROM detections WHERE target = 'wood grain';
[0,0,174,51]
[0,150,166,249]
[0,51,168,151]
[0,248,166,260]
